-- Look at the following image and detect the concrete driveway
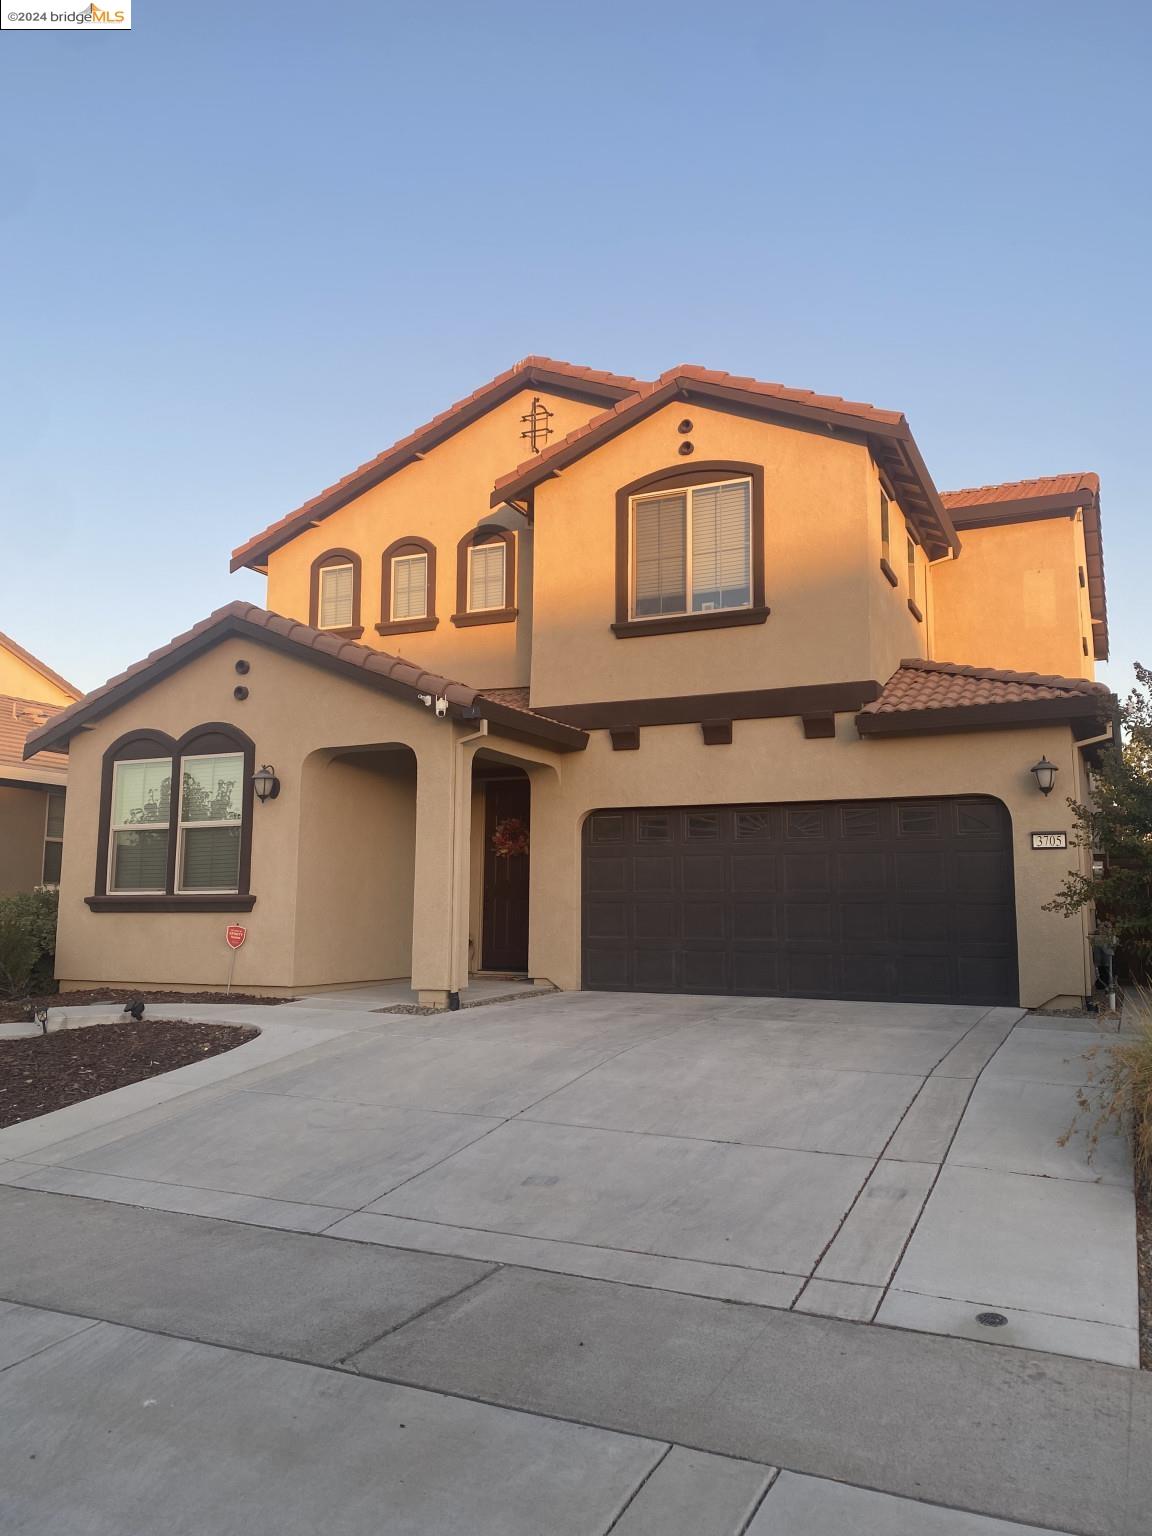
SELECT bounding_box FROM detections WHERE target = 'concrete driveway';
[0,990,1145,1535]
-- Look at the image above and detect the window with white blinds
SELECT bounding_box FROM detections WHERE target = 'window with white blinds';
[177,753,243,893]
[468,541,506,612]
[109,758,172,893]
[631,478,751,618]
[391,552,428,620]
[318,562,354,628]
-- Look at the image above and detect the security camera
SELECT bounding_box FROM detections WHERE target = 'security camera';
[434,696,449,719]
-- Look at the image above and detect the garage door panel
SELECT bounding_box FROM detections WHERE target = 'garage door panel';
[582,798,1018,1006]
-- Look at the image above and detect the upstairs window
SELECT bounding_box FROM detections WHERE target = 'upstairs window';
[177,752,244,893]
[631,477,751,618]
[880,490,891,561]
[42,788,65,886]
[319,561,355,629]
[391,551,429,621]
[309,549,362,636]
[906,535,917,602]
[468,539,507,612]
[109,757,172,893]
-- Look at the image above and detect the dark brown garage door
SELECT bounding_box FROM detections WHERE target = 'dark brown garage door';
[582,797,1018,1006]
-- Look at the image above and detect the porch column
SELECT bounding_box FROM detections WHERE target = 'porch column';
[410,727,474,1006]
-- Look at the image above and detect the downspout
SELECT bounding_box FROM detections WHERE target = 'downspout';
[447,718,489,1009]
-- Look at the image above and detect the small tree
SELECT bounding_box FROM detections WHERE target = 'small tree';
[1045,662,1152,979]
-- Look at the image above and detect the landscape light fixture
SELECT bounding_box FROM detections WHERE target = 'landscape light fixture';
[1030,756,1058,796]
[252,764,280,803]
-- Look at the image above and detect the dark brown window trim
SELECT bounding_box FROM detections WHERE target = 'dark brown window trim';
[376,618,439,637]
[907,599,924,622]
[615,462,766,632]
[308,548,363,633]
[612,606,770,639]
[535,680,883,731]
[880,557,899,588]
[86,894,258,913]
[94,723,255,905]
[454,525,516,626]
[450,607,519,628]
[701,721,732,745]
[609,726,640,751]
[380,536,437,631]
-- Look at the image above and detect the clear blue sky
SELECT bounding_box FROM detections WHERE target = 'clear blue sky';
[1,0,1147,697]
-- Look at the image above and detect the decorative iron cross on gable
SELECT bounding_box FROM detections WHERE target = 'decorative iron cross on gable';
[520,395,554,454]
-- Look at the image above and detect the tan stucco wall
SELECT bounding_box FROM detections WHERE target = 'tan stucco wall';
[930,517,1094,678]
[0,784,48,896]
[0,644,76,706]
[55,637,463,994]
[525,716,1094,1010]
[866,472,933,684]
[262,387,601,690]
[293,748,417,986]
[528,403,930,708]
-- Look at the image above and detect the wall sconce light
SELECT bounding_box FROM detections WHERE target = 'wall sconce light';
[1030,756,1058,796]
[252,764,280,803]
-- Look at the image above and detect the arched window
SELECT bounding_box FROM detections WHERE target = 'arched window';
[309,549,363,637]
[378,537,438,636]
[613,463,768,637]
[452,526,517,627]
[91,724,255,911]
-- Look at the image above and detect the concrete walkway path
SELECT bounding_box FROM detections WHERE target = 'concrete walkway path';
[0,990,1144,1533]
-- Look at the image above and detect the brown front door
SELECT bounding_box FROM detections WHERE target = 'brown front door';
[481,778,530,972]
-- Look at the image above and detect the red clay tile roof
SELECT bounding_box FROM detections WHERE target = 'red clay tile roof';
[492,364,958,559]
[940,473,1100,509]
[0,694,68,783]
[25,602,587,758]
[939,472,1108,661]
[230,358,643,573]
[856,658,1114,736]
[0,630,82,702]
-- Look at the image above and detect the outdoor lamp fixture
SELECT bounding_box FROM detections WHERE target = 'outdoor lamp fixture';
[252,764,281,803]
[1030,756,1058,796]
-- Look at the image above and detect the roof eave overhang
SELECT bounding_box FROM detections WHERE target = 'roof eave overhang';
[25,615,588,758]
[855,694,1111,738]
[0,766,68,790]
[230,366,638,574]
[491,379,959,560]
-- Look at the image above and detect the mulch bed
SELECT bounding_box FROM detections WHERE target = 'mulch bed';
[0,988,291,1026]
[0,1019,258,1129]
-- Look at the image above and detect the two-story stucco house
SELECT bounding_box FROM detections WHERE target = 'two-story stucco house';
[27,358,1116,1008]
[0,629,79,896]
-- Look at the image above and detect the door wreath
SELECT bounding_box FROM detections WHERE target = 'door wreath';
[491,817,529,858]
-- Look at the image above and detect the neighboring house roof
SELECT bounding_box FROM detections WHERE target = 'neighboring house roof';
[24,602,588,758]
[856,657,1115,737]
[230,357,644,573]
[0,694,68,787]
[0,629,82,702]
[940,473,1107,660]
[492,364,960,560]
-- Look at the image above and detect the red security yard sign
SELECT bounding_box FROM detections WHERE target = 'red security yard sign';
[225,925,247,994]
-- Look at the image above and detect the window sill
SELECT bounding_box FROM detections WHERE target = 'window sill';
[612,606,770,639]
[880,558,899,588]
[376,617,439,636]
[86,894,257,913]
[450,607,519,628]
[319,624,364,640]
[907,599,924,623]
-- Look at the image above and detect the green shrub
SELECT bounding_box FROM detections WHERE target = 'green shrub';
[0,885,58,999]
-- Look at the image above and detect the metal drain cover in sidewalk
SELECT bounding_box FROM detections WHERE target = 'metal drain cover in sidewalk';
[976,1311,1009,1327]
